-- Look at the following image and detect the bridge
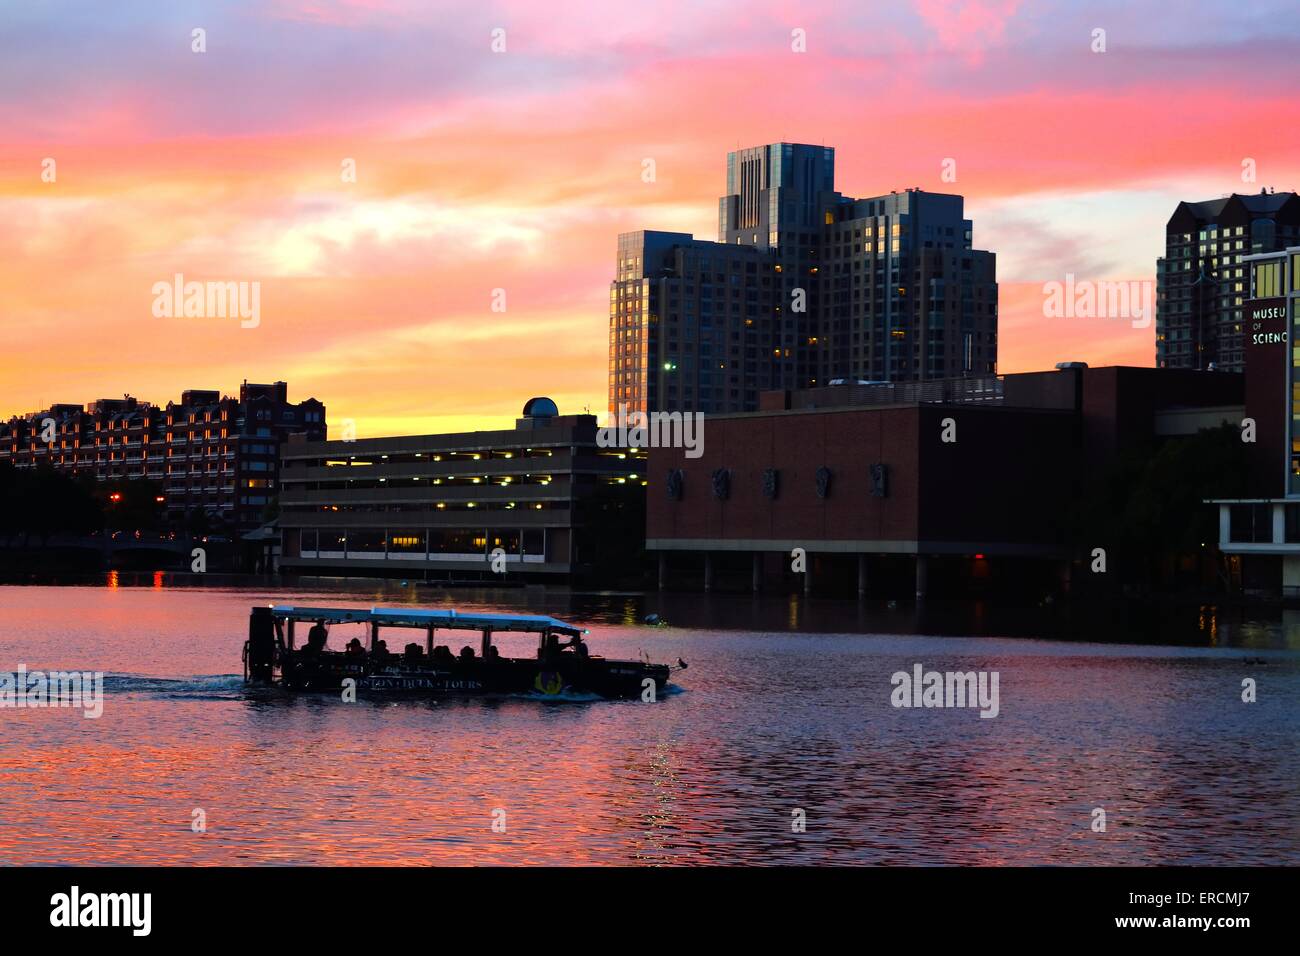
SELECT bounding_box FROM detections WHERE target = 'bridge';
[0,532,228,569]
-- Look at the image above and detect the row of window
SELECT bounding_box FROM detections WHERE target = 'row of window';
[299,528,546,557]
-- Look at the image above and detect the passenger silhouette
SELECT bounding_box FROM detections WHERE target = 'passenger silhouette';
[306,620,328,651]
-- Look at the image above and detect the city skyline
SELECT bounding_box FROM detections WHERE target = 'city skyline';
[0,1,1296,895]
[4,1,1300,437]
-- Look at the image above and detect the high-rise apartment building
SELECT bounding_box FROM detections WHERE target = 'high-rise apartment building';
[1156,190,1300,372]
[610,142,998,415]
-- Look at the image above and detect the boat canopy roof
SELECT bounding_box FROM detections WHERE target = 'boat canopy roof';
[267,605,586,636]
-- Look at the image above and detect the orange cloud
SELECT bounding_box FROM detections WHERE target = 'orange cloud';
[1,4,1294,432]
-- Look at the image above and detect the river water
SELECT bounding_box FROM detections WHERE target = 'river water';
[0,577,1296,865]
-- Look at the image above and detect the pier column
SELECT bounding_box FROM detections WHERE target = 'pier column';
[657,552,668,590]
[752,553,763,593]
[915,554,929,602]
[703,553,714,592]
[858,554,869,598]
[803,555,813,596]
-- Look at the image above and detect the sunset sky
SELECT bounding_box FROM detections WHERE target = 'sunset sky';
[3,0,1299,437]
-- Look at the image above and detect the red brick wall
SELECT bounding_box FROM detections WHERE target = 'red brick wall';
[648,404,1076,553]
[648,407,921,545]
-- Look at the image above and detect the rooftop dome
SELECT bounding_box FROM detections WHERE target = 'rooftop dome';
[522,396,559,419]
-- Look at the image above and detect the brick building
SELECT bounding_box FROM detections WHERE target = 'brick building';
[0,381,325,531]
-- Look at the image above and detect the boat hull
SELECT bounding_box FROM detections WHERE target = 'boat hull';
[277,653,670,700]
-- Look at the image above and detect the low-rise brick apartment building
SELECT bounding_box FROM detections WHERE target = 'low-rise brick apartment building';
[0,381,325,531]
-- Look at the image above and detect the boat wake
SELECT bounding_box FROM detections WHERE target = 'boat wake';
[101,673,246,700]
[523,682,688,703]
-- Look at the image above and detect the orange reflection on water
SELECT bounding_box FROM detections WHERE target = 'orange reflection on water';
[0,584,1295,865]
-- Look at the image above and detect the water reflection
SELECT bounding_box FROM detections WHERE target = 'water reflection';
[0,580,1296,865]
[15,569,1300,649]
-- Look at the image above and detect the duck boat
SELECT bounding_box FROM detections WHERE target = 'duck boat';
[243,605,679,700]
